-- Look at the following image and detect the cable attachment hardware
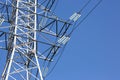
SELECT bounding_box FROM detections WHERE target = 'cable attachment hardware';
[0,14,4,26]
[58,36,70,45]
[69,12,81,22]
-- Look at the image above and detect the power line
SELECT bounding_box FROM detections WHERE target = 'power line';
[78,0,92,14]
[43,0,103,77]
[69,0,102,36]
[45,43,67,78]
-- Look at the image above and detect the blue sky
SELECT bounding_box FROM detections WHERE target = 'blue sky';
[46,0,120,80]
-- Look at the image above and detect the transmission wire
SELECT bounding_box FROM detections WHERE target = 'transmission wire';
[78,0,92,13]
[69,0,102,36]
[52,0,59,12]
[44,0,102,78]
[45,43,68,78]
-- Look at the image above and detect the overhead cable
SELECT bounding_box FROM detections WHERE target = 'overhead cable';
[69,0,102,36]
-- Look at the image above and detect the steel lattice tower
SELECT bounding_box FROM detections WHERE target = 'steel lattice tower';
[0,0,80,80]
[0,0,102,80]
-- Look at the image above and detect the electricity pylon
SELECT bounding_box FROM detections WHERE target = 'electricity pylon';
[0,0,81,80]
[0,0,102,80]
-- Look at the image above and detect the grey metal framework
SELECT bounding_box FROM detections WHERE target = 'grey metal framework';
[0,0,102,80]
[0,0,81,80]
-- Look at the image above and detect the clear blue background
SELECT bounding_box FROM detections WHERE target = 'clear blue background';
[46,0,120,80]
